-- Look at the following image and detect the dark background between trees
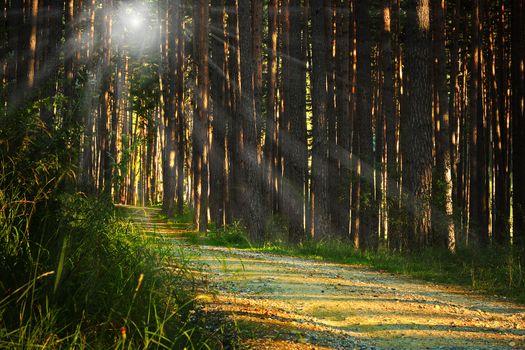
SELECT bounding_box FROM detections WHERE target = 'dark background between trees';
[2,0,525,255]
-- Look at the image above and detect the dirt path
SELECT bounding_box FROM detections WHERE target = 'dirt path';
[126,206,525,350]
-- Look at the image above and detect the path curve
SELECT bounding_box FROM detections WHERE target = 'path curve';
[126,206,525,350]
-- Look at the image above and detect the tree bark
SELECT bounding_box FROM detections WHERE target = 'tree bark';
[432,0,455,249]
[381,0,397,249]
[210,0,227,227]
[175,0,185,215]
[354,0,374,250]
[238,0,264,241]
[161,0,177,216]
[282,0,307,243]
[512,0,525,251]
[194,0,210,232]
[98,1,112,194]
[492,0,510,245]
[469,0,489,246]
[264,0,279,219]
[310,0,330,239]
[334,0,350,239]
[402,0,433,251]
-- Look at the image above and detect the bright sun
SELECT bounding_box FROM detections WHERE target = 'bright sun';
[111,1,159,54]
[124,7,144,30]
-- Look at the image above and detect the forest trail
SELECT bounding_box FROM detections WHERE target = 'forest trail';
[125,206,525,350]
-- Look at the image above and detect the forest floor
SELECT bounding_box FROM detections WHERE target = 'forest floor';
[126,206,525,350]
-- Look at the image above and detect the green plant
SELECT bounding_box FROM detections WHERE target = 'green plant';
[0,101,236,349]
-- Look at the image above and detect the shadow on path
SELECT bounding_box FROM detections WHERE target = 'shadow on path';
[121,205,525,350]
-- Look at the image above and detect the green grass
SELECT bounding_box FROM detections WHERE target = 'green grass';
[1,195,237,349]
[0,94,236,348]
[169,211,525,304]
[259,241,525,301]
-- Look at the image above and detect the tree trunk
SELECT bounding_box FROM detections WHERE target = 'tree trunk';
[27,0,38,89]
[210,0,227,227]
[194,0,210,232]
[432,0,455,249]
[334,0,350,239]
[160,0,177,217]
[469,0,489,246]
[402,0,433,251]
[98,1,112,194]
[227,0,241,224]
[449,0,461,247]
[252,0,263,152]
[282,0,307,243]
[381,0,397,249]
[310,0,330,239]
[512,0,525,252]
[493,0,510,245]
[237,0,264,241]
[354,0,374,250]
[264,0,279,219]
[175,0,185,215]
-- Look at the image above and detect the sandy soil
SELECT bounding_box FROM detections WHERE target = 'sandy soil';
[128,206,525,350]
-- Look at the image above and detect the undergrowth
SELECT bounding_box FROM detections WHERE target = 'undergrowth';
[0,194,235,349]
[0,104,235,348]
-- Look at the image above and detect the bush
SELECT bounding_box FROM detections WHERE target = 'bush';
[0,103,234,349]
[0,193,235,349]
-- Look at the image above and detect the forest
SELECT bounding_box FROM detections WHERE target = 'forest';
[1,0,525,348]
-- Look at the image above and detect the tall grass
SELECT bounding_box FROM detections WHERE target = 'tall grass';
[1,104,235,348]
[0,193,235,349]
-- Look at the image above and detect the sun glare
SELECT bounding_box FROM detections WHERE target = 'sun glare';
[112,1,158,54]
[125,8,144,30]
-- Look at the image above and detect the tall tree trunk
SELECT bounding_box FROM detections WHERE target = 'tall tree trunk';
[310,0,330,239]
[469,0,489,246]
[194,0,210,232]
[432,0,455,249]
[512,0,525,252]
[252,0,263,152]
[110,49,122,203]
[264,0,279,219]
[382,0,397,249]
[27,0,38,89]
[64,0,76,127]
[332,0,351,239]
[175,0,185,215]
[449,0,461,247]
[354,0,374,250]
[98,2,112,194]
[282,0,306,243]
[160,0,176,216]
[493,0,510,244]
[237,0,264,241]
[210,0,227,227]
[38,0,61,129]
[227,0,241,224]
[326,1,337,238]
[402,0,433,251]
[334,0,351,239]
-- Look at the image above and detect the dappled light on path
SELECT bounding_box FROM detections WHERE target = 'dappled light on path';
[129,206,525,350]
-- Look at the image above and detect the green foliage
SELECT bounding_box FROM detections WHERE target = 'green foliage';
[0,100,235,349]
[1,195,233,349]
[200,222,252,248]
